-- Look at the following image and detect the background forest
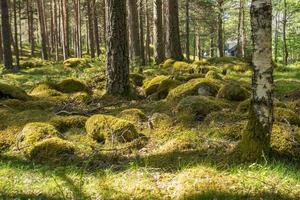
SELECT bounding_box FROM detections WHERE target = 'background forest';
[0,0,300,199]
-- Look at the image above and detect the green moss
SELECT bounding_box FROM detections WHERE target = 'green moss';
[176,96,228,121]
[288,100,300,114]
[143,75,170,96]
[30,83,62,97]
[63,58,91,68]
[0,82,30,101]
[173,61,193,73]
[150,79,182,100]
[271,123,300,160]
[86,75,106,91]
[50,115,88,132]
[217,83,249,101]
[204,111,248,125]
[174,73,205,82]
[205,71,223,80]
[274,107,300,126]
[28,137,75,164]
[18,122,60,149]
[85,114,139,143]
[161,58,176,69]
[118,108,148,124]
[1,99,55,111]
[149,113,173,130]
[130,73,145,87]
[192,59,209,66]
[237,98,287,113]
[56,79,89,94]
[167,78,222,101]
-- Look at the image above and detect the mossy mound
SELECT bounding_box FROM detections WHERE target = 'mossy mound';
[0,82,30,101]
[118,109,148,124]
[50,115,88,132]
[236,98,287,113]
[21,58,50,68]
[193,59,209,66]
[130,73,145,87]
[167,78,222,101]
[86,114,139,143]
[288,100,300,114]
[274,108,300,126]
[204,111,248,125]
[271,123,300,160]
[283,88,300,100]
[30,83,62,97]
[56,79,89,94]
[176,96,227,121]
[217,83,249,101]
[173,61,193,73]
[63,58,90,68]
[161,58,176,69]
[0,127,17,151]
[18,122,60,149]
[0,99,55,111]
[150,79,182,100]
[205,70,222,80]
[150,113,173,130]
[143,75,170,96]
[28,137,75,165]
[174,73,205,82]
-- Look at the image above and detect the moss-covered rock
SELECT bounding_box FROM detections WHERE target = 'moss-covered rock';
[28,137,75,164]
[30,83,62,97]
[236,98,287,113]
[167,78,222,101]
[118,108,148,124]
[56,79,89,94]
[217,83,249,101]
[204,111,248,125]
[0,82,30,100]
[205,70,222,80]
[161,58,176,69]
[0,99,56,111]
[18,122,60,149]
[288,100,300,114]
[85,114,139,143]
[176,96,227,121]
[143,75,170,96]
[174,73,205,82]
[271,123,300,159]
[50,115,88,132]
[130,73,145,87]
[150,79,182,100]
[63,58,90,68]
[150,113,173,130]
[274,107,300,126]
[172,61,193,73]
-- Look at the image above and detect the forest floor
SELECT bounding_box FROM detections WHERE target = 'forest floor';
[0,51,300,199]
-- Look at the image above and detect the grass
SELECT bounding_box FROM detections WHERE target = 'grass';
[0,55,300,199]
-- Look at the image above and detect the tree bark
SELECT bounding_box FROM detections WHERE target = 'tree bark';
[138,0,145,67]
[13,0,20,66]
[27,0,35,56]
[185,0,190,61]
[153,0,165,64]
[165,0,183,60]
[87,0,95,58]
[217,0,224,57]
[37,0,48,60]
[237,0,245,58]
[105,0,130,96]
[127,0,141,65]
[145,0,151,63]
[1,0,13,70]
[240,0,273,161]
[274,11,279,63]
[283,0,288,65]
[92,0,101,57]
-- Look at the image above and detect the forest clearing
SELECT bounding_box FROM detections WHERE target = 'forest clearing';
[0,0,300,199]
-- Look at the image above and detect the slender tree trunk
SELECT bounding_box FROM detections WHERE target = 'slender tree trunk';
[105,0,130,96]
[274,12,279,63]
[185,0,190,61]
[153,0,165,64]
[87,0,95,58]
[217,0,224,57]
[165,0,183,60]
[37,0,48,60]
[240,0,273,161]
[127,0,141,65]
[92,0,101,57]
[54,0,59,61]
[18,0,22,56]
[0,26,2,62]
[196,34,201,59]
[237,0,245,58]
[13,0,20,66]
[139,0,145,67]
[1,0,13,70]
[27,0,35,56]
[283,0,288,65]
[210,31,215,57]
[145,0,151,63]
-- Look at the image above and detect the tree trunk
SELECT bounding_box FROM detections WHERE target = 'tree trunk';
[87,0,95,58]
[153,0,165,64]
[165,0,183,60]
[274,11,279,63]
[92,0,101,57]
[127,0,141,65]
[217,0,224,57]
[54,0,59,61]
[240,0,273,161]
[1,0,13,70]
[61,0,69,59]
[18,0,22,56]
[37,0,48,60]
[138,0,145,67]
[283,0,288,65]
[105,0,130,96]
[236,0,245,58]
[210,31,215,57]
[185,0,190,61]
[27,0,35,56]
[145,0,151,63]
[13,0,20,66]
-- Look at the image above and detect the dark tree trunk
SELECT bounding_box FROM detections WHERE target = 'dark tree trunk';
[87,0,95,58]
[27,0,35,56]
[153,0,165,64]
[165,0,183,60]
[139,0,145,67]
[240,0,273,161]
[283,0,288,65]
[185,0,190,61]
[13,0,20,66]
[274,12,279,63]
[217,0,224,57]
[236,0,245,58]
[1,0,13,70]
[92,0,101,57]
[37,0,48,60]
[145,0,151,63]
[105,0,130,96]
